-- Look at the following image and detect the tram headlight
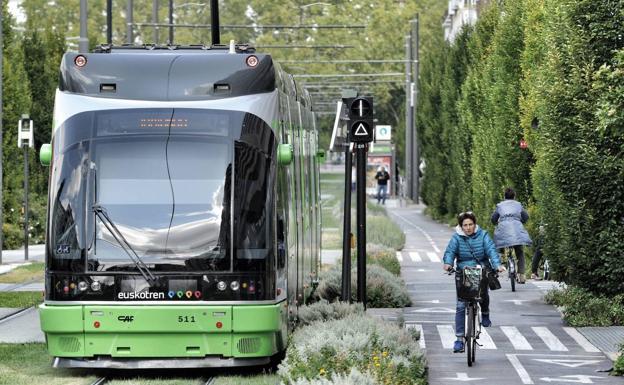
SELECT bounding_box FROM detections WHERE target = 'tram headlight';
[90,280,102,292]
[78,281,88,292]
[217,281,227,291]
[230,281,240,291]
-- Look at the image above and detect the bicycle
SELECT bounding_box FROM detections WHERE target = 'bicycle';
[503,247,519,292]
[447,266,488,367]
[542,257,550,281]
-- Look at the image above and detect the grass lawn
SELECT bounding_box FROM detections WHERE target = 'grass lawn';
[0,291,43,308]
[0,343,97,385]
[0,262,44,284]
[320,172,405,251]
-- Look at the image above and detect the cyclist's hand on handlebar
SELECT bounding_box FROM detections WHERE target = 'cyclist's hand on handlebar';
[497,265,506,273]
[443,264,453,272]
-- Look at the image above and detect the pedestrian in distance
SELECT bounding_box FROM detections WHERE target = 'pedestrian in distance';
[491,187,532,283]
[375,166,390,204]
[443,212,505,353]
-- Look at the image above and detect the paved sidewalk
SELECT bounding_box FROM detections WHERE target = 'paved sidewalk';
[384,202,623,384]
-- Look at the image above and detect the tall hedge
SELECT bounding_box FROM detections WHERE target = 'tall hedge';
[418,0,624,295]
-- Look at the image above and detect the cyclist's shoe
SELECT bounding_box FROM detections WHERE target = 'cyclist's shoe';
[453,340,465,353]
[481,314,492,327]
[518,274,526,284]
[531,273,542,281]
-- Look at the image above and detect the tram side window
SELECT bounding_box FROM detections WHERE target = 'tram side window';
[50,143,89,260]
[233,115,276,269]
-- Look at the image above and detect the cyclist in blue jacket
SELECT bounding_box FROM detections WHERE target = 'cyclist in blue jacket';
[443,212,505,353]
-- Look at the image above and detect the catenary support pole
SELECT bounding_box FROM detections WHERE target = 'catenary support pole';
[411,16,420,203]
[168,0,174,44]
[23,144,29,261]
[106,0,112,44]
[127,0,133,44]
[404,34,413,200]
[152,0,159,44]
[341,142,353,302]
[211,0,220,45]
[79,0,88,52]
[356,143,367,308]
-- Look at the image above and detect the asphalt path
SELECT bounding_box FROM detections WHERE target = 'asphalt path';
[386,204,623,385]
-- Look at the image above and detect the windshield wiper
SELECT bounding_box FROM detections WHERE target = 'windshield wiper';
[92,203,157,286]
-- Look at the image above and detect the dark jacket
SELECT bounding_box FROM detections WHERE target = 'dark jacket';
[375,171,390,185]
[443,225,501,270]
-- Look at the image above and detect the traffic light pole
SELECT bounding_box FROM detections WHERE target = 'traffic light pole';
[356,143,367,308]
[23,144,29,261]
[341,140,353,302]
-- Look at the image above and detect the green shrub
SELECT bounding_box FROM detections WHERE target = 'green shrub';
[285,368,376,385]
[544,286,624,327]
[614,346,624,376]
[315,265,411,308]
[2,223,23,250]
[297,300,364,327]
[278,314,426,385]
[352,244,400,276]
[364,216,405,250]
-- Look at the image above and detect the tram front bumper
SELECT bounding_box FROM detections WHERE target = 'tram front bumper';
[39,303,287,361]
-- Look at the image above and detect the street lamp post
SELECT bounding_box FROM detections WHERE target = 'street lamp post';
[18,115,34,261]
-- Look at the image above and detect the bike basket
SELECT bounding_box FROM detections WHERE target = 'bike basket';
[456,266,484,300]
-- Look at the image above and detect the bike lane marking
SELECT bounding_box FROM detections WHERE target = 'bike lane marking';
[427,251,441,262]
[478,328,497,349]
[532,326,568,351]
[440,373,485,382]
[391,211,442,253]
[506,354,611,385]
[405,323,426,349]
[437,325,456,349]
[501,326,534,350]
[409,251,422,262]
[563,327,601,353]
[395,251,403,262]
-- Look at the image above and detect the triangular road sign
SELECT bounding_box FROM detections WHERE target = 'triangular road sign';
[354,123,368,136]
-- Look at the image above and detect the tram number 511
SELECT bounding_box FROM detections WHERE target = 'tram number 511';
[178,315,196,323]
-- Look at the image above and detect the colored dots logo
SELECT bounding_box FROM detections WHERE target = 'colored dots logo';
[176,291,184,298]
[185,291,193,299]
[167,291,175,299]
[194,291,202,299]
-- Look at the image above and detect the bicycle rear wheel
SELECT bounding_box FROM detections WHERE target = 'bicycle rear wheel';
[508,258,516,292]
[466,304,475,366]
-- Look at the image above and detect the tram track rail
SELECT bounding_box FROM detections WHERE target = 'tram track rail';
[0,305,35,324]
[90,376,109,385]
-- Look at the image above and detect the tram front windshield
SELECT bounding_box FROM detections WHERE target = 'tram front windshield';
[49,108,276,274]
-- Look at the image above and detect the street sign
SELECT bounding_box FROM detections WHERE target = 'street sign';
[376,125,391,141]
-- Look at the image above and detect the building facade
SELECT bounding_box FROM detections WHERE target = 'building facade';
[443,0,482,43]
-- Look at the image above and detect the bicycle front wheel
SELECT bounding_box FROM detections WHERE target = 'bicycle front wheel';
[466,304,475,366]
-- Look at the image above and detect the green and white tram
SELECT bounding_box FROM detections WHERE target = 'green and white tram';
[38,44,322,368]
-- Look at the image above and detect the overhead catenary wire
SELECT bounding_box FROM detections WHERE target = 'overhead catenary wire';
[131,22,366,29]
[294,72,403,78]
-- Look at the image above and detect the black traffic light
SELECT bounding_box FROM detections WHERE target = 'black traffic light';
[344,97,374,143]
